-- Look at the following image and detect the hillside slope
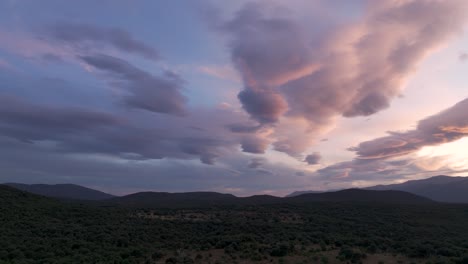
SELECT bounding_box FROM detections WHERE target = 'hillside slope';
[108,191,237,208]
[288,189,433,204]
[108,189,431,208]
[365,176,468,203]
[5,183,115,200]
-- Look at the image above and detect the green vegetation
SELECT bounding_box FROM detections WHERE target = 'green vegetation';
[1,185,468,263]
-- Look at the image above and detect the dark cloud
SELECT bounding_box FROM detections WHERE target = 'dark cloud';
[224,2,315,124]
[220,0,468,156]
[47,22,159,60]
[256,169,273,175]
[0,95,238,164]
[0,95,162,159]
[226,123,261,133]
[179,138,228,165]
[305,152,321,165]
[0,95,121,142]
[238,89,287,124]
[80,54,187,115]
[240,135,269,154]
[0,136,310,196]
[61,115,241,165]
[350,98,468,160]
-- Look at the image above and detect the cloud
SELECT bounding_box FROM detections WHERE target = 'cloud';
[80,54,187,116]
[317,158,405,182]
[0,95,242,164]
[240,135,270,154]
[224,2,319,88]
[2,1,468,195]
[237,88,287,123]
[0,136,310,196]
[178,137,225,165]
[0,95,121,142]
[0,29,70,61]
[413,155,451,171]
[47,22,159,60]
[272,117,323,156]
[305,152,321,165]
[317,97,468,185]
[247,157,264,169]
[460,52,468,62]
[350,98,468,160]
[219,0,468,156]
[0,22,158,68]
[226,123,261,133]
[315,155,468,188]
[223,2,318,124]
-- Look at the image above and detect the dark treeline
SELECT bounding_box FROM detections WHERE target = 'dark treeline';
[1,185,468,264]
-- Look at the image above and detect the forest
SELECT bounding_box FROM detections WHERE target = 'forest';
[1,185,468,264]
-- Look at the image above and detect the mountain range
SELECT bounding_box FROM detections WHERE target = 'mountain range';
[2,183,432,208]
[81,189,434,208]
[4,175,468,206]
[286,190,337,197]
[287,175,468,203]
[287,188,432,204]
[364,175,468,203]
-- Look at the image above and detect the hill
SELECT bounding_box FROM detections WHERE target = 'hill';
[288,189,433,204]
[286,190,332,197]
[107,191,238,208]
[365,175,468,203]
[4,183,115,200]
[4,182,436,207]
[107,189,430,208]
[239,194,283,205]
[108,192,285,208]
[0,184,52,205]
[0,184,61,214]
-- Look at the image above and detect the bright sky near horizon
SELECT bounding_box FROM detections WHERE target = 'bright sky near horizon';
[0,0,468,196]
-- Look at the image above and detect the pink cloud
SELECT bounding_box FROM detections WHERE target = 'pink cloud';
[220,0,468,159]
[317,97,468,184]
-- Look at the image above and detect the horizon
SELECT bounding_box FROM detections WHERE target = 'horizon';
[1,1,468,196]
[4,174,467,197]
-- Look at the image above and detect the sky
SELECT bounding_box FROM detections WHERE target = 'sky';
[0,0,468,196]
